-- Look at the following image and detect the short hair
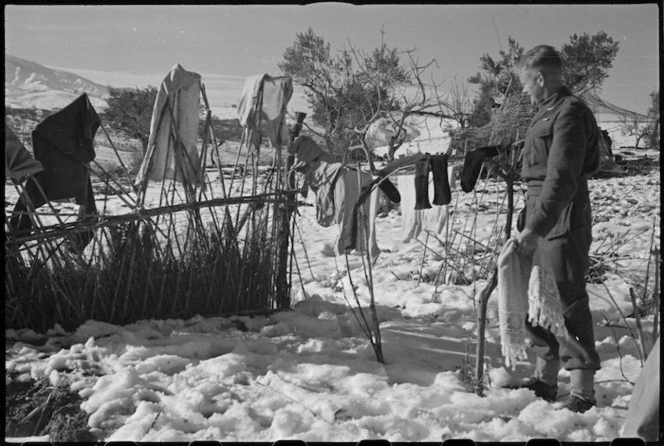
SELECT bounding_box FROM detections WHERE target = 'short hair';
[518,45,562,75]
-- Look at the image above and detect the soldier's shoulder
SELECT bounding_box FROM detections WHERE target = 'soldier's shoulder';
[563,94,592,111]
[556,95,595,120]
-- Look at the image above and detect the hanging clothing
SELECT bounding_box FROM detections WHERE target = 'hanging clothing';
[355,173,401,206]
[9,93,100,251]
[237,73,293,149]
[134,64,203,190]
[430,154,452,205]
[5,122,43,183]
[414,157,431,210]
[347,172,400,256]
[414,154,452,209]
[288,136,341,227]
[289,135,332,167]
[376,175,400,203]
[497,238,569,369]
[303,159,344,227]
[399,174,449,243]
[447,163,457,190]
[237,74,265,127]
[337,169,379,258]
[460,145,500,192]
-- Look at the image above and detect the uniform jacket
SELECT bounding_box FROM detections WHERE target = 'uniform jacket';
[521,87,599,238]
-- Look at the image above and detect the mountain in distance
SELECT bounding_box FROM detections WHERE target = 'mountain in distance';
[5,54,109,111]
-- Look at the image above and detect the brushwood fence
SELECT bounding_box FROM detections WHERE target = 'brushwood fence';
[5,142,297,333]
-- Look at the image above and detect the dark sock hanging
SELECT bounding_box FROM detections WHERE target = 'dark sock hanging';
[414,157,432,210]
[430,154,451,205]
[377,176,401,203]
[460,145,500,192]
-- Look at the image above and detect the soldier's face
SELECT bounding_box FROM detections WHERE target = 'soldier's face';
[519,68,545,105]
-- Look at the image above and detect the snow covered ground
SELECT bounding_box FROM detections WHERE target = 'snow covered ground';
[4,149,660,442]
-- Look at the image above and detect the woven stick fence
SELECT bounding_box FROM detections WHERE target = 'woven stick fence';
[5,82,297,332]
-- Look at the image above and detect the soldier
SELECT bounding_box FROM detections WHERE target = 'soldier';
[511,45,601,413]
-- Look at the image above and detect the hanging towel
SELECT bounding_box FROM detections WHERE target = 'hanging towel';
[497,238,530,368]
[497,238,570,368]
[460,145,500,192]
[430,154,451,205]
[399,174,448,243]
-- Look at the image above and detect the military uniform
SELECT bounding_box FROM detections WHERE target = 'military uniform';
[520,87,601,399]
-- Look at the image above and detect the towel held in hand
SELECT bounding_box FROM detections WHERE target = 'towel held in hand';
[497,238,570,368]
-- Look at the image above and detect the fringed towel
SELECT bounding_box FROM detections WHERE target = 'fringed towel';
[527,243,569,339]
[497,238,530,368]
[497,238,570,368]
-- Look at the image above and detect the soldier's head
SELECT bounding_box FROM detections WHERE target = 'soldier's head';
[518,45,564,105]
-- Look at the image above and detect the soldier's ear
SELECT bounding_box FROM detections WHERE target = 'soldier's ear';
[535,71,545,85]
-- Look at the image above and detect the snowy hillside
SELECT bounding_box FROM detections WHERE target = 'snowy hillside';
[5,54,109,111]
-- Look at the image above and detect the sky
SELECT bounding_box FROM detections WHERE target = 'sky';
[4,3,660,114]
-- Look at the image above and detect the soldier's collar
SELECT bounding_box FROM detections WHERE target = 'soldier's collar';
[537,87,570,112]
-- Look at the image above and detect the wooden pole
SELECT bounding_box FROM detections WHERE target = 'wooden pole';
[275,111,306,310]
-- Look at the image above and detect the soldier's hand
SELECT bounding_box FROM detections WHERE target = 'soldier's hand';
[516,228,540,257]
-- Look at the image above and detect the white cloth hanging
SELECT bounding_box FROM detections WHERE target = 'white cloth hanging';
[236,73,293,149]
[398,174,449,243]
[134,64,203,188]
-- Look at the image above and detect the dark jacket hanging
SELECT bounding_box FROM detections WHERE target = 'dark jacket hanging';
[9,93,101,251]
[5,122,44,183]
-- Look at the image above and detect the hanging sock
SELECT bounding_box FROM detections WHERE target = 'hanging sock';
[430,154,451,205]
[398,174,449,243]
[414,157,431,210]
[460,145,500,192]
[356,173,401,208]
[377,176,400,203]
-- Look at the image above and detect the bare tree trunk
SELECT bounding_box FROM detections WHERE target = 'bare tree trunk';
[475,267,497,396]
